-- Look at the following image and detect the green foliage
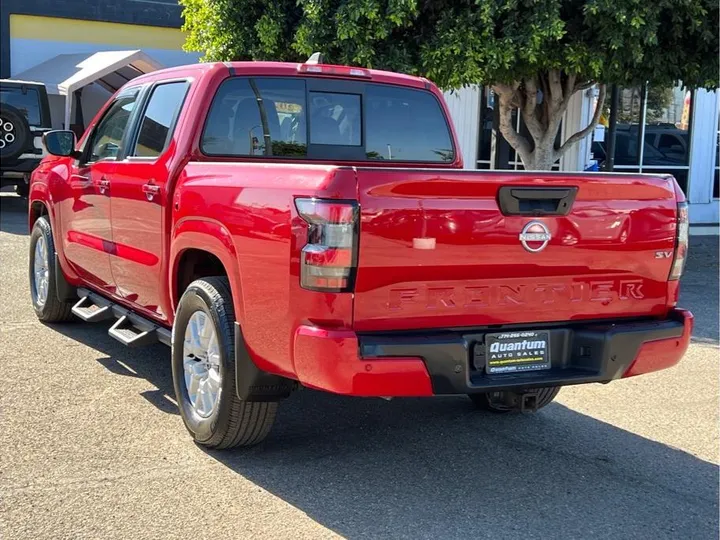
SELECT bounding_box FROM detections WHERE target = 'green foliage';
[181,0,719,90]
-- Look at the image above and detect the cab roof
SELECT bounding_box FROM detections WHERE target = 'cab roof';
[129,61,432,90]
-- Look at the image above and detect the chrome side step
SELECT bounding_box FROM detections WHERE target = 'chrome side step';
[109,315,157,348]
[72,295,113,322]
[75,288,172,348]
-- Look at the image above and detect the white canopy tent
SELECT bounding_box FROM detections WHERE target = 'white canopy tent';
[12,50,162,128]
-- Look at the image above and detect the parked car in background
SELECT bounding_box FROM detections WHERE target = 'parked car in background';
[592,123,689,169]
[0,79,52,197]
[644,124,689,162]
[28,60,693,450]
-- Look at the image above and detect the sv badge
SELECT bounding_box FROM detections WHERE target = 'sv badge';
[655,251,673,259]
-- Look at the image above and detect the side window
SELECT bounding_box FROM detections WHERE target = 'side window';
[658,134,684,153]
[202,77,307,157]
[87,91,138,162]
[0,87,41,125]
[133,82,190,158]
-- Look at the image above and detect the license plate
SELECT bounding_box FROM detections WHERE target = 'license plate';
[485,331,551,374]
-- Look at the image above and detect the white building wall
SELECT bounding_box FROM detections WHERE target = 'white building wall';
[443,86,480,169]
[561,89,596,172]
[687,89,719,226]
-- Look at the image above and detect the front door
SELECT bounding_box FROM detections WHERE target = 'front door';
[61,89,140,293]
[109,81,190,323]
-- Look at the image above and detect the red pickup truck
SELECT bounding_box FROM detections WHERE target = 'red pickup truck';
[29,60,693,449]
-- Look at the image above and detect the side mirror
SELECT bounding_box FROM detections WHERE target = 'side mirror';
[43,130,79,158]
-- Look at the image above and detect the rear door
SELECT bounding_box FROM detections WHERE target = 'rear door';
[353,170,678,332]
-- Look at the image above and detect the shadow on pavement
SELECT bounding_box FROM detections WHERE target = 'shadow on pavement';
[49,319,719,539]
[50,320,179,415]
[209,391,719,539]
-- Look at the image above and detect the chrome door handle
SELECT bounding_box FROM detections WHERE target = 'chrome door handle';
[98,178,110,194]
[71,175,92,188]
[142,183,160,201]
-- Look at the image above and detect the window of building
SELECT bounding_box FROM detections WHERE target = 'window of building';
[605,84,692,193]
[133,81,189,158]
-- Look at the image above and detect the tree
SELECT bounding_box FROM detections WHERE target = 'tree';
[181,0,719,170]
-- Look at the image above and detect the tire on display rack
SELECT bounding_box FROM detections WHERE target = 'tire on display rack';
[0,104,31,163]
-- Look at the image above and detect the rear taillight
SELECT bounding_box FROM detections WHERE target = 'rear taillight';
[669,202,689,280]
[296,198,358,292]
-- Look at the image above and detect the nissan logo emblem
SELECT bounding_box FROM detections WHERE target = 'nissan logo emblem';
[519,221,551,252]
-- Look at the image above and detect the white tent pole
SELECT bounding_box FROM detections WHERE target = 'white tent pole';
[64,91,73,130]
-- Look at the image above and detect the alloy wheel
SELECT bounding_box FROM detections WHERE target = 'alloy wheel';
[183,310,222,418]
[32,235,49,307]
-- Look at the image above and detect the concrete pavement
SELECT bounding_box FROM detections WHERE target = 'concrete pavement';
[1,191,718,539]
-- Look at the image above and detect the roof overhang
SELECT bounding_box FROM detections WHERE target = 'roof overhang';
[12,50,162,97]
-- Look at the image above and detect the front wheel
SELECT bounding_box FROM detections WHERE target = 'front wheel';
[469,387,560,413]
[29,216,74,322]
[171,277,277,449]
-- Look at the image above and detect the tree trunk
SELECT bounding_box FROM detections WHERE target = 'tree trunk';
[522,144,558,170]
[493,72,606,171]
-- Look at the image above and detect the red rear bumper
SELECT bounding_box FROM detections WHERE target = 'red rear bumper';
[292,309,693,397]
[622,309,693,378]
[293,326,433,396]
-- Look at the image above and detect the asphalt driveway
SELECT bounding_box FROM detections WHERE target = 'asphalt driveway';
[1,191,718,539]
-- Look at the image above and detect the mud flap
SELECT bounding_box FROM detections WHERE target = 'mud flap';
[234,323,296,402]
[55,254,77,303]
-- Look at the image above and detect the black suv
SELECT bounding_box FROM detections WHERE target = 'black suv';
[0,80,52,197]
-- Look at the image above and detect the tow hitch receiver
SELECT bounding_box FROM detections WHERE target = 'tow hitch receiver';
[519,391,540,413]
[486,390,541,412]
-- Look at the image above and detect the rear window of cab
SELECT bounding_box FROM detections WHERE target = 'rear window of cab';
[200,77,455,163]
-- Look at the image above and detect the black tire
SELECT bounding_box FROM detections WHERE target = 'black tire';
[29,216,74,322]
[0,104,31,162]
[469,387,560,413]
[172,277,277,449]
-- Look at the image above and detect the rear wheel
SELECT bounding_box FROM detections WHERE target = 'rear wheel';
[29,217,74,322]
[171,277,277,449]
[469,387,560,413]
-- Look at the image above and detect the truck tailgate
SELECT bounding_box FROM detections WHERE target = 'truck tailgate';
[353,169,678,332]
